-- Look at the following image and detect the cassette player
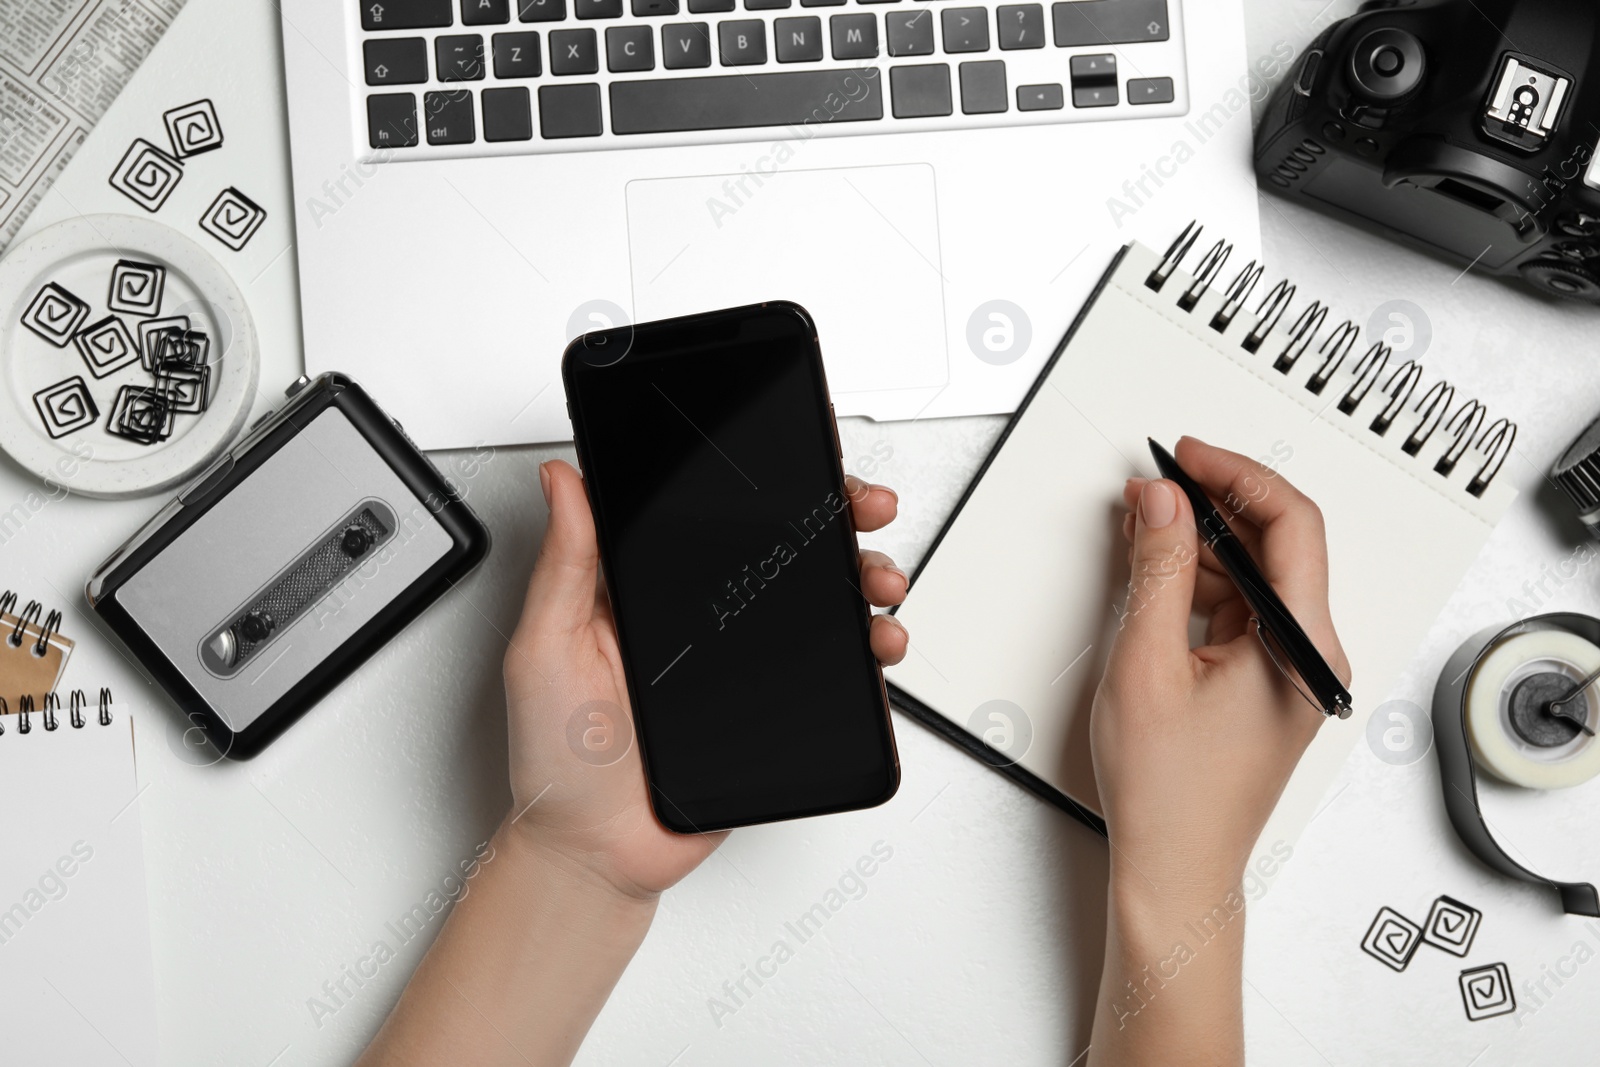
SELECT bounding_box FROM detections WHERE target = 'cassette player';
[87,373,490,758]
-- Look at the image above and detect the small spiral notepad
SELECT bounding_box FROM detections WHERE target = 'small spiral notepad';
[885,225,1519,859]
[0,588,74,707]
[0,690,160,1066]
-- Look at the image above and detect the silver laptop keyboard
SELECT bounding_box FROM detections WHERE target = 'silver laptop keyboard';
[356,0,1187,157]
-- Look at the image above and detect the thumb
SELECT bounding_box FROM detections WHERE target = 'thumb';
[1111,480,1199,676]
[515,460,600,645]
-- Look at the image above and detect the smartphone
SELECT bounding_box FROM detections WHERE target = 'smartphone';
[562,302,898,832]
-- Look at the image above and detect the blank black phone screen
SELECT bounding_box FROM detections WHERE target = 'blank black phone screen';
[563,303,897,832]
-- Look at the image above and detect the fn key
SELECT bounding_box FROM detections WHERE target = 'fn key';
[367,93,419,147]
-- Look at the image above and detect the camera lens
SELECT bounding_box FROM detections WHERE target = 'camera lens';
[341,525,373,558]
[1349,28,1426,104]
[240,611,275,643]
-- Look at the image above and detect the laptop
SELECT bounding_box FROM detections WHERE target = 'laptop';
[280,0,1263,449]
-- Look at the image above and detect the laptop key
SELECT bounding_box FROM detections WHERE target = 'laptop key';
[575,0,624,15]
[607,25,655,70]
[518,0,565,18]
[996,4,1042,49]
[940,7,987,52]
[1015,81,1062,110]
[774,17,823,61]
[959,59,1005,113]
[801,0,847,6]
[483,86,534,139]
[551,28,600,72]
[1052,0,1167,46]
[632,0,679,12]
[366,93,419,147]
[423,90,476,143]
[830,13,877,59]
[361,0,452,31]
[745,0,791,8]
[688,0,735,10]
[493,31,542,76]
[1128,76,1174,104]
[461,0,510,23]
[436,34,486,79]
[885,9,933,56]
[364,38,429,85]
[718,20,767,64]
[889,63,950,117]
[1072,83,1116,106]
[1069,53,1114,81]
[662,22,713,67]
[610,67,881,133]
[539,83,604,136]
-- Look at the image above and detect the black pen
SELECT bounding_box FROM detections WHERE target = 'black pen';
[1148,439,1353,720]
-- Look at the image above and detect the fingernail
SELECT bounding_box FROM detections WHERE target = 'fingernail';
[880,613,907,634]
[876,483,899,504]
[1140,480,1177,529]
[539,462,552,507]
[885,564,908,586]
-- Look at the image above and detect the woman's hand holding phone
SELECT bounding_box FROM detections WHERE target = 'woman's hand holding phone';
[502,459,910,903]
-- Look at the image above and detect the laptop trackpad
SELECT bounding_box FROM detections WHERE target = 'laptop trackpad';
[625,162,948,395]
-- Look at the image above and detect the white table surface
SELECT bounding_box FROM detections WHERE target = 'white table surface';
[4,0,1600,1064]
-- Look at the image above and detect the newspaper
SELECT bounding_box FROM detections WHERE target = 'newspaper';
[0,0,183,253]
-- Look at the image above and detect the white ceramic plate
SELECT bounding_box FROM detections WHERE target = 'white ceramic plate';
[0,214,258,498]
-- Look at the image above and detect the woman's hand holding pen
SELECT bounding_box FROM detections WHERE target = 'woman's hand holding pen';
[1087,436,1350,1067]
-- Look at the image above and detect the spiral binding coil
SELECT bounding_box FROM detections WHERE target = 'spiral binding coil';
[1,590,64,657]
[0,689,113,736]
[1146,223,1518,498]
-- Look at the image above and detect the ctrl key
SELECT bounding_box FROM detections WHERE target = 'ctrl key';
[424,89,477,144]
[367,93,419,147]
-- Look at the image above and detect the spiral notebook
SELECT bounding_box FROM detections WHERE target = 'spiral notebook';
[884,226,1518,863]
[0,691,161,1067]
[0,589,74,708]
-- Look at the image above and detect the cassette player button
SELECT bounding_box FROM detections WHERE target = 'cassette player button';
[179,453,236,506]
[239,611,275,642]
[341,525,375,557]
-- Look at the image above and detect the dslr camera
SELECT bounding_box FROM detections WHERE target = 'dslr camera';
[1255,0,1600,302]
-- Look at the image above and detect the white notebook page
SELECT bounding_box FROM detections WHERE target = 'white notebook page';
[0,707,160,1067]
[885,240,1516,867]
